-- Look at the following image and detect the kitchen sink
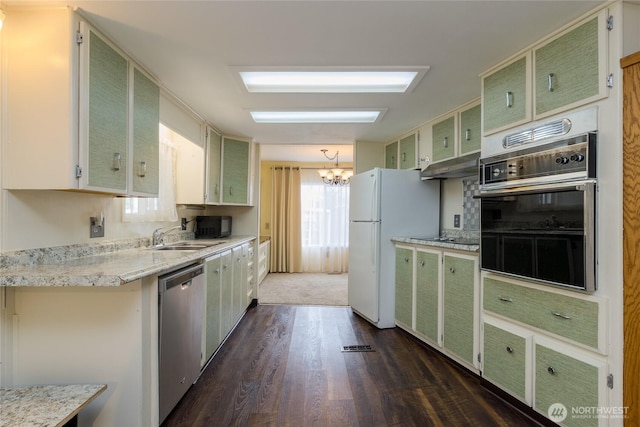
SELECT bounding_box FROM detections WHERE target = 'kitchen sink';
[150,241,228,251]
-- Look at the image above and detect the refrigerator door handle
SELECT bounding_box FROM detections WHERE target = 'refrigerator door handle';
[370,222,377,268]
[371,173,377,221]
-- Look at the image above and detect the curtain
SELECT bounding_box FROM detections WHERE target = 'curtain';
[300,169,350,273]
[123,129,178,222]
[270,167,302,272]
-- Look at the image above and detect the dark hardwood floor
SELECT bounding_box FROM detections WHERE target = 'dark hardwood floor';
[162,304,541,426]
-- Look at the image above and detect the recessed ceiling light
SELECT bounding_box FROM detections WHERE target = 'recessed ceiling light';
[234,67,429,93]
[250,110,383,123]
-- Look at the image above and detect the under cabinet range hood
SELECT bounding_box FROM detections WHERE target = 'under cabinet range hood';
[421,152,480,179]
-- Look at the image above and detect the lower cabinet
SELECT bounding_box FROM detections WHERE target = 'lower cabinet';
[394,243,479,372]
[482,274,609,426]
[203,241,254,366]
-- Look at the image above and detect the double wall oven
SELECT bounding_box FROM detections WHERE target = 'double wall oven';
[479,108,598,292]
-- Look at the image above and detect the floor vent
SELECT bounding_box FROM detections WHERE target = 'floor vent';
[341,345,375,352]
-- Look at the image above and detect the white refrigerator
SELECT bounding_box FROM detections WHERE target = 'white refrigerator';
[348,168,440,328]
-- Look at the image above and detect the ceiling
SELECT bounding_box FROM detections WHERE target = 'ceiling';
[6,0,606,161]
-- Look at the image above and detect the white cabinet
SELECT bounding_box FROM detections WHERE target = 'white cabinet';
[258,239,271,285]
[5,8,159,196]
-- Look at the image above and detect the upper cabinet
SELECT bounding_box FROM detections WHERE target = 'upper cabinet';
[4,8,160,196]
[205,128,222,205]
[482,9,609,135]
[458,104,482,156]
[221,138,252,205]
[431,115,456,163]
[385,133,419,170]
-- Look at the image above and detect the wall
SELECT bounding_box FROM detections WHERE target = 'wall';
[354,140,385,174]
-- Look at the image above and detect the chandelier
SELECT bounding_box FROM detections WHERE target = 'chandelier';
[317,149,353,185]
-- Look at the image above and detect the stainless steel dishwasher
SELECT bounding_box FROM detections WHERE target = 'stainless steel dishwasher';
[158,262,205,424]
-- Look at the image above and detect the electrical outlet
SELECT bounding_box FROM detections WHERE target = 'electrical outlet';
[90,216,105,238]
[454,214,460,228]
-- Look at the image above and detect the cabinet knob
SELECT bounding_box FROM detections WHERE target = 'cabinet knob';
[506,346,514,354]
[404,257,410,263]
[214,268,220,274]
[449,267,455,274]
[112,152,122,171]
[420,261,425,267]
[506,91,514,108]
[547,366,556,375]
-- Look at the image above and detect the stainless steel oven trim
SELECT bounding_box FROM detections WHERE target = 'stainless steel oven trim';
[478,179,597,197]
[479,180,597,293]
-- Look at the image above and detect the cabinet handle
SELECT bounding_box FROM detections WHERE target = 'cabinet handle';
[499,297,513,302]
[551,311,571,320]
[214,268,220,274]
[112,152,122,171]
[402,152,406,162]
[215,184,219,196]
[465,128,471,141]
[547,366,556,375]
[506,91,513,108]
[229,186,234,196]
[449,267,455,274]
[506,346,514,353]
[404,257,410,263]
[138,161,147,178]
[443,136,448,148]
[547,73,555,92]
[420,261,425,267]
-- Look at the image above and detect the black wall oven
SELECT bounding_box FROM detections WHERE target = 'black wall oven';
[479,130,597,293]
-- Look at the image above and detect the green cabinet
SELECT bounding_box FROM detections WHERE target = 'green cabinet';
[482,54,530,135]
[385,141,398,169]
[205,128,222,204]
[443,254,478,365]
[431,116,456,162]
[395,247,414,328]
[534,343,603,427]
[399,134,418,169]
[534,15,602,117]
[85,26,129,193]
[415,249,440,343]
[131,67,160,195]
[220,250,234,337]
[204,254,222,362]
[459,104,481,156]
[482,322,529,402]
[221,138,252,205]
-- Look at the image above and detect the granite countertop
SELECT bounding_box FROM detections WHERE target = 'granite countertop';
[0,236,255,287]
[392,236,480,253]
[0,384,106,427]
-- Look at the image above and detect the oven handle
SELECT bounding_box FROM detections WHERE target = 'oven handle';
[477,179,597,198]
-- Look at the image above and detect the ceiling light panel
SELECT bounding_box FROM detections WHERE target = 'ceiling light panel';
[236,67,429,93]
[250,110,382,123]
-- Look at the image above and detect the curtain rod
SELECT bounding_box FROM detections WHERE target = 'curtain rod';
[272,166,322,170]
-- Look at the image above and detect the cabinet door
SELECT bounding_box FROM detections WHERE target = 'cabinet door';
[220,250,234,338]
[205,128,222,204]
[431,116,456,162]
[459,104,481,155]
[534,342,604,427]
[534,15,602,117]
[443,254,477,365]
[395,247,414,328]
[222,138,250,205]
[483,54,530,134]
[483,322,529,403]
[84,26,129,193]
[204,255,222,362]
[131,67,159,196]
[415,249,440,344]
[399,134,417,169]
[232,245,245,321]
[385,141,398,169]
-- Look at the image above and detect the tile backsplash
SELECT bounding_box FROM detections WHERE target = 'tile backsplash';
[463,178,480,231]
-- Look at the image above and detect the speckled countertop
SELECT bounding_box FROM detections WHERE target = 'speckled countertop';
[392,236,480,253]
[0,384,106,427]
[0,236,255,287]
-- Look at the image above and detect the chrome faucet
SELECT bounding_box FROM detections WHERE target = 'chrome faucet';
[152,225,182,247]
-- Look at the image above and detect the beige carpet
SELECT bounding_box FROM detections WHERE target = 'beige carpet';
[258,273,348,306]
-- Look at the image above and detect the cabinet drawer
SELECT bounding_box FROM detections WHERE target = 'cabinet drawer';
[483,277,599,349]
[534,343,601,427]
[483,322,528,402]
